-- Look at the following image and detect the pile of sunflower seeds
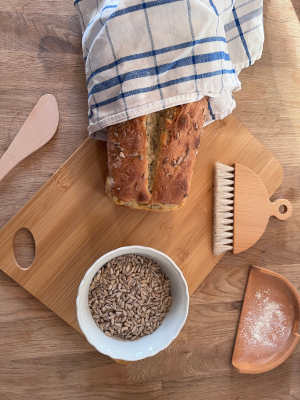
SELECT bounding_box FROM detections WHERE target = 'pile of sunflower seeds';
[88,254,172,340]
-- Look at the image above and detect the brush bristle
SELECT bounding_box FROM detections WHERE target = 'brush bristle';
[213,162,235,255]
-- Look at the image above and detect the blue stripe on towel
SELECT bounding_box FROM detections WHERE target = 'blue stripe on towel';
[232,6,252,66]
[102,4,118,12]
[105,24,129,118]
[186,0,199,94]
[109,0,181,20]
[86,36,227,85]
[142,0,164,102]
[209,0,219,16]
[76,0,181,16]
[88,69,235,117]
[208,99,215,120]
[225,7,262,32]
[227,23,261,43]
[88,51,231,97]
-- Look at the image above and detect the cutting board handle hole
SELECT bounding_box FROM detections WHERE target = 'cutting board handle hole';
[279,204,288,214]
[13,228,36,270]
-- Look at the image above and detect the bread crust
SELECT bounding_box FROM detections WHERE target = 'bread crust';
[106,98,208,211]
[106,116,151,204]
[152,100,207,205]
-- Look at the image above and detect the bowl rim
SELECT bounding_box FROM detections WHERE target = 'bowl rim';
[76,245,189,361]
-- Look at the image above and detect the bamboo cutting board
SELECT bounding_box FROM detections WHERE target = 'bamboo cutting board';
[0,115,283,332]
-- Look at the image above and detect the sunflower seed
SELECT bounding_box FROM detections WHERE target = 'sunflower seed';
[88,254,172,341]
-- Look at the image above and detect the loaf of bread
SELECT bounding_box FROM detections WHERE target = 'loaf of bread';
[105,98,208,211]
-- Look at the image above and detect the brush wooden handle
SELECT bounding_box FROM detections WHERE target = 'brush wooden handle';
[270,199,293,220]
[0,94,59,182]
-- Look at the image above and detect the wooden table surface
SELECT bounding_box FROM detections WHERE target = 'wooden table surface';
[0,1,299,399]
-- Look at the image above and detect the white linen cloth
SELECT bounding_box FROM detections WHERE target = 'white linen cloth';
[74,0,264,138]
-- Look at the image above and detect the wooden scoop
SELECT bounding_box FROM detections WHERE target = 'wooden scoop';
[0,94,59,182]
[232,266,300,374]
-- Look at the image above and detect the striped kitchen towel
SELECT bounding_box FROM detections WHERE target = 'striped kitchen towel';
[75,0,264,138]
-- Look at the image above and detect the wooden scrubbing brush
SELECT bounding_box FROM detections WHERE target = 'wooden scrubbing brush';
[213,162,292,255]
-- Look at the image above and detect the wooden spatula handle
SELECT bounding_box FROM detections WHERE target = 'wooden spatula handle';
[270,199,293,220]
[0,149,20,182]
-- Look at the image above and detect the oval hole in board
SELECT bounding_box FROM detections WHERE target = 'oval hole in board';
[13,228,36,270]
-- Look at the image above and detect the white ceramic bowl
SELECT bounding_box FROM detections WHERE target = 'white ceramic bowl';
[76,246,189,361]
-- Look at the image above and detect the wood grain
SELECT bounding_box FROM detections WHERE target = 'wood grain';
[0,115,282,333]
[0,0,300,399]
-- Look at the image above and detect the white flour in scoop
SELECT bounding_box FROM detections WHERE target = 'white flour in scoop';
[240,289,289,347]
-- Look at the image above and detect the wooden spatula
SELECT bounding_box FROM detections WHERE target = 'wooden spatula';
[0,94,59,182]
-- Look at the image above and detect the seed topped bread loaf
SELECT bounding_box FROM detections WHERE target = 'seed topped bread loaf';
[106,98,208,211]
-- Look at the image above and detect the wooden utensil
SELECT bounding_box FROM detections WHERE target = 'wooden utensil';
[213,163,292,255]
[0,94,59,182]
[0,115,283,333]
[232,266,300,374]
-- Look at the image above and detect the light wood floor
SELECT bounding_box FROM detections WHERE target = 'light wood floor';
[1,1,299,399]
